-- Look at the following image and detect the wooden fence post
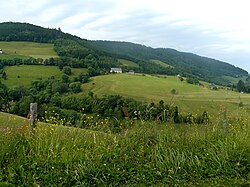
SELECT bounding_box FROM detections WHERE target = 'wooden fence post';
[30,103,38,130]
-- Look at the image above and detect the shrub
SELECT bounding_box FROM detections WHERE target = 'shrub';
[63,66,72,75]
[69,82,82,93]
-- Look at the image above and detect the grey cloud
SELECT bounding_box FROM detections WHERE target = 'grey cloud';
[0,0,249,72]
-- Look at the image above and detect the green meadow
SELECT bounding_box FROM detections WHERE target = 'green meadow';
[2,65,87,87]
[118,59,139,68]
[82,74,250,116]
[150,59,173,68]
[0,111,250,186]
[0,53,29,60]
[0,41,58,59]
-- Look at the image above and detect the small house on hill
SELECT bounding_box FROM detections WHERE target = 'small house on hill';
[128,70,135,74]
[110,68,122,73]
[208,83,218,90]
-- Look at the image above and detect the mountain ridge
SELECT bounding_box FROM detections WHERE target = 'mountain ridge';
[89,40,248,84]
[0,22,248,85]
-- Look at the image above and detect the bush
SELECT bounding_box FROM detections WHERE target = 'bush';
[63,66,72,75]
[186,77,199,84]
[69,82,82,93]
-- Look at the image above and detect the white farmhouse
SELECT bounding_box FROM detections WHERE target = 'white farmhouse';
[110,68,122,73]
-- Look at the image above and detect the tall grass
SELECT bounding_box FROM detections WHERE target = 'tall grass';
[0,116,250,186]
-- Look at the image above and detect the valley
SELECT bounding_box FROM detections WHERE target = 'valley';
[0,22,250,186]
[83,74,250,116]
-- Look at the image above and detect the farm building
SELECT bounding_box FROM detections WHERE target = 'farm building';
[0,49,3,54]
[208,83,218,90]
[128,70,135,74]
[110,68,122,73]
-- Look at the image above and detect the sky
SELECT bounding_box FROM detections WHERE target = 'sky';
[0,0,250,73]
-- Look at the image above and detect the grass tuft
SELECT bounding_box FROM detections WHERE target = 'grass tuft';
[0,112,250,186]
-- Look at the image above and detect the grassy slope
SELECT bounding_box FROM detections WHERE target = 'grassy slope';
[0,53,29,59]
[0,41,58,59]
[150,59,173,68]
[2,65,87,87]
[0,112,28,129]
[118,59,139,68]
[1,112,250,186]
[82,74,250,116]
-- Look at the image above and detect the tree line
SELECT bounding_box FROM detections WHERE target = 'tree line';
[236,79,250,93]
[3,22,246,82]
[0,72,209,129]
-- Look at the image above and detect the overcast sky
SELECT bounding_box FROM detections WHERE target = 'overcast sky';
[1,0,250,72]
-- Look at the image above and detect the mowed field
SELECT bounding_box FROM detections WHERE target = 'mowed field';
[82,74,250,116]
[3,65,87,87]
[0,41,58,59]
[118,59,139,68]
[150,59,173,68]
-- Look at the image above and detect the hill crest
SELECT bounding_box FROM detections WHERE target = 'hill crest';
[0,22,248,85]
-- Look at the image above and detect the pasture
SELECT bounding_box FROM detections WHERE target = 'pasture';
[118,59,139,68]
[0,112,250,186]
[150,59,173,68]
[82,74,250,116]
[0,41,58,59]
[2,65,87,87]
[0,53,29,60]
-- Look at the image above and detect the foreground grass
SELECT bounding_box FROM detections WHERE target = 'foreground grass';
[0,112,250,186]
[0,41,58,59]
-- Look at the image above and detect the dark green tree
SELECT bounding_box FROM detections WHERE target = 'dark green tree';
[69,82,82,93]
[52,82,69,94]
[2,71,7,80]
[61,74,69,83]
[0,82,9,111]
[9,86,28,101]
[236,80,245,92]
[63,66,72,75]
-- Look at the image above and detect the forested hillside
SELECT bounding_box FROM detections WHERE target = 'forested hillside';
[0,22,77,43]
[0,22,248,85]
[1,22,250,187]
[89,41,248,85]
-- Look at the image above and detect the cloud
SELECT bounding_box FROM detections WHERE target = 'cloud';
[0,0,250,72]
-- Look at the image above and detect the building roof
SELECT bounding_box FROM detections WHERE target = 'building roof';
[111,68,122,71]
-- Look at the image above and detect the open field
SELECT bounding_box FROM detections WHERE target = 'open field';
[150,59,173,68]
[0,41,58,59]
[82,74,250,116]
[222,75,248,85]
[118,59,139,68]
[0,112,250,186]
[2,65,87,87]
[0,53,29,60]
